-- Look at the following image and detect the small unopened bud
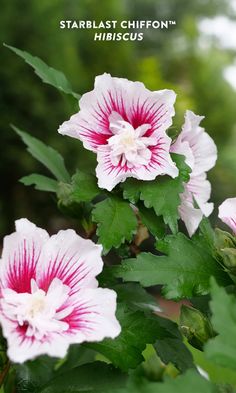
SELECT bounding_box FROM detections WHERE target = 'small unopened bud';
[215,228,236,250]
[180,305,214,351]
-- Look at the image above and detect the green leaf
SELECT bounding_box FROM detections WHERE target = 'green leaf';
[140,154,190,234]
[139,370,219,393]
[115,233,230,300]
[114,283,161,312]
[39,362,127,393]
[5,44,80,99]
[13,125,70,182]
[92,196,137,254]
[14,356,57,393]
[20,174,58,192]
[123,154,191,233]
[153,317,195,372]
[122,178,140,204]
[205,280,236,371]
[69,170,100,202]
[138,203,165,238]
[86,304,173,371]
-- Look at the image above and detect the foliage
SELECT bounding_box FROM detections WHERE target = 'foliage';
[1,6,236,390]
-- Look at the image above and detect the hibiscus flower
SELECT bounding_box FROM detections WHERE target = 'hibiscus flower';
[58,73,178,191]
[218,197,236,234]
[171,110,217,236]
[0,219,120,363]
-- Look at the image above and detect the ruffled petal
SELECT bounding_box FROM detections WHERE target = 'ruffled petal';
[0,313,69,363]
[0,219,49,293]
[58,73,132,152]
[174,110,217,175]
[179,174,214,237]
[187,173,214,217]
[37,230,103,294]
[96,134,178,191]
[179,189,203,237]
[218,197,236,234]
[62,288,121,343]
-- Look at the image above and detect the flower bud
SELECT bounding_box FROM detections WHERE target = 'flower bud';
[179,305,214,351]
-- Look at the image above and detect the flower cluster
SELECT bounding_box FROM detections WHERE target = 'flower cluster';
[0,219,120,363]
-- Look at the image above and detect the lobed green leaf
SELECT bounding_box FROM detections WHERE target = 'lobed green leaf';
[115,233,230,300]
[92,196,137,254]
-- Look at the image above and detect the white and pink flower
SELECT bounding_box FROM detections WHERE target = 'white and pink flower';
[0,219,121,363]
[218,198,236,234]
[58,73,178,191]
[171,110,217,236]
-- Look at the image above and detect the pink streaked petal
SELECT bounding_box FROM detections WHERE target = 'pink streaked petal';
[96,135,178,191]
[218,197,236,234]
[0,313,69,363]
[128,87,176,135]
[37,230,103,294]
[62,288,121,343]
[59,74,132,152]
[58,112,110,152]
[0,219,49,293]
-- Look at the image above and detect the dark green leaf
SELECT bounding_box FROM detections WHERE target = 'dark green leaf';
[39,362,127,393]
[5,44,80,99]
[20,174,58,192]
[138,203,165,238]
[123,154,191,233]
[122,178,141,204]
[140,154,190,233]
[13,125,70,182]
[70,170,100,202]
[153,317,195,372]
[14,356,57,393]
[115,233,229,300]
[86,304,171,371]
[114,283,161,312]
[205,279,236,370]
[92,196,137,254]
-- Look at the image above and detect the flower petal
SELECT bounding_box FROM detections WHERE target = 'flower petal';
[179,174,214,237]
[0,313,69,363]
[187,173,213,217]
[62,288,121,343]
[179,190,203,237]
[172,110,217,175]
[37,230,103,294]
[218,197,236,234]
[0,219,49,293]
[58,73,131,152]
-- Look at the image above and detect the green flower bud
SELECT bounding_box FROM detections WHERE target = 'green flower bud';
[214,228,236,251]
[179,305,214,351]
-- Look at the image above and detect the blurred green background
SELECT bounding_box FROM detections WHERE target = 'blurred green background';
[1,0,236,236]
